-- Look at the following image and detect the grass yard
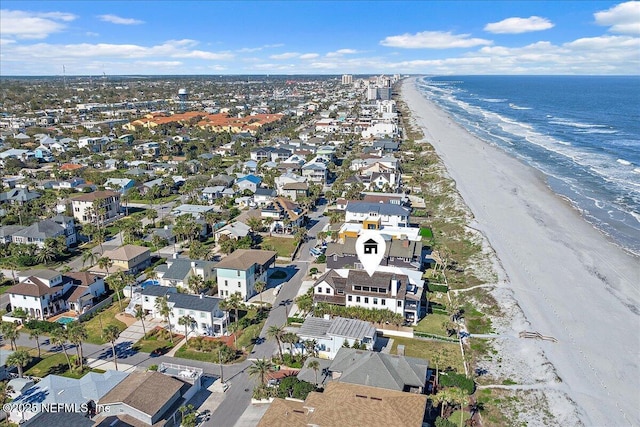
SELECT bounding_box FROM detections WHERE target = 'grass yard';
[82,301,128,344]
[414,312,451,337]
[260,236,297,258]
[133,328,181,354]
[390,336,465,373]
[24,352,97,379]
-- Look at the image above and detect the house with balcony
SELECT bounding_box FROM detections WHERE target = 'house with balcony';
[104,178,136,194]
[139,286,227,336]
[260,197,307,234]
[312,268,424,325]
[7,269,106,319]
[70,190,121,224]
[10,215,76,249]
[155,257,217,291]
[345,201,410,228]
[215,249,277,301]
[302,158,328,183]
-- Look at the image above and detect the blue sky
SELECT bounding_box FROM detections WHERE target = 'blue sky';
[1,1,638,75]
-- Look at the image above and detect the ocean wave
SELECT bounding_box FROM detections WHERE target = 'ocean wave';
[617,158,632,166]
[548,118,609,129]
[509,103,531,110]
[482,98,507,103]
[634,168,640,174]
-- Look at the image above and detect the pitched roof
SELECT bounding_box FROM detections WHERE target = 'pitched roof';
[98,371,184,417]
[71,190,119,202]
[103,244,150,261]
[166,293,222,312]
[329,348,428,391]
[162,258,215,281]
[257,381,428,427]
[346,201,409,216]
[216,249,277,271]
[12,219,64,240]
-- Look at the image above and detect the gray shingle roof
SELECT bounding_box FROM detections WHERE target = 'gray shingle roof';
[346,201,409,216]
[166,292,221,312]
[162,258,216,281]
[329,348,427,391]
[141,286,177,297]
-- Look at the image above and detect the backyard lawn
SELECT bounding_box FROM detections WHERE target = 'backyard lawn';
[82,301,128,344]
[260,236,298,258]
[389,336,465,373]
[133,328,181,354]
[414,312,451,337]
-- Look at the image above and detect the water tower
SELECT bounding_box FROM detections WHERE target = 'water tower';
[178,88,189,111]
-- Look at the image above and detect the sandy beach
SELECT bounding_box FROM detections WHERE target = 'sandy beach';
[402,77,640,426]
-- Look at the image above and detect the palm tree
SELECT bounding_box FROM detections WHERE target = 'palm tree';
[449,387,470,427]
[135,304,147,337]
[254,280,266,311]
[308,359,320,386]
[178,315,195,342]
[67,322,88,371]
[6,350,31,378]
[303,339,318,359]
[267,324,285,362]
[187,274,205,295]
[227,321,239,348]
[226,292,243,324]
[102,324,121,371]
[50,327,73,372]
[432,389,450,419]
[97,256,113,277]
[154,296,174,344]
[263,217,274,236]
[1,322,20,351]
[145,207,158,227]
[29,325,43,358]
[246,216,263,233]
[82,250,98,268]
[0,382,14,409]
[282,332,299,356]
[106,271,125,311]
[248,358,274,386]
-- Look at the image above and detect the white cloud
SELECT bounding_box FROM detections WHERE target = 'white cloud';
[175,50,234,60]
[135,61,182,67]
[299,53,319,59]
[0,9,77,39]
[98,14,144,25]
[380,31,492,49]
[270,52,300,59]
[86,32,99,37]
[326,48,360,57]
[594,1,640,34]
[484,16,554,34]
[236,43,283,53]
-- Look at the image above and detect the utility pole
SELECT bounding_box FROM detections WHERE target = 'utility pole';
[218,348,224,383]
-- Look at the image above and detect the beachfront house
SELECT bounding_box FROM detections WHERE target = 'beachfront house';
[297,316,377,359]
[344,201,410,228]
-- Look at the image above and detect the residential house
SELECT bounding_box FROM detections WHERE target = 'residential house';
[9,370,129,424]
[104,178,136,193]
[93,244,151,275]
[171,204,214,220]
[257,381,428,427]
[155,257,216,291]
[78,136,111,152]
[70,190,121,224]
[140,286,227,336]
[0,225,24,244]
[345,201,410,228]
[0,188,41,205]
[215,249,277,300]
[7,269,106,320]
[235,174,262,194]
[96,368,202,427]
[302,159,328,183]
[201,186,226,204]
[253,187,277,206]
[312,269,424,325]
[11,216,76,249]
[300,347,428,393]
[214,221,252,241]
[297,316,377,359]
[261,197,307,234]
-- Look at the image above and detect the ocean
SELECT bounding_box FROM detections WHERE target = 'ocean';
[416,75,640,255]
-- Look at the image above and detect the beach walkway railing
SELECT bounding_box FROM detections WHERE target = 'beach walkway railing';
[518,331,558,343]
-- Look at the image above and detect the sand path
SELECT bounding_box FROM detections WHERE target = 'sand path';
[402,77,640,426]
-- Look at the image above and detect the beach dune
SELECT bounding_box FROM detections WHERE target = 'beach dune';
[402,78,640,426]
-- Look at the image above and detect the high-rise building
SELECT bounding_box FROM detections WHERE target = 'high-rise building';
[341,74,353,85]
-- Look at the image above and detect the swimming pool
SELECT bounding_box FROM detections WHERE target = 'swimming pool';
[56,316,76,325]
[140,279,160,288]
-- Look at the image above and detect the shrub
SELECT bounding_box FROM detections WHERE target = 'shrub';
[428,283,449,293]
[316,254,326,263]
[24,319,63,333]
[287,317,304,325]
[435,417,456,427]
[277,376,316,400]
[148,364,158,371]
[439,371,475,394]
[281,353,303,369]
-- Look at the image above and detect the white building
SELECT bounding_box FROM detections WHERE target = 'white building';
[215,249,277,300]
[344,201,410,228]
[70,190,121,224]
[297,316,377,359]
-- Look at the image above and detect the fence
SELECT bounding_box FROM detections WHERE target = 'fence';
[79,295,114,321]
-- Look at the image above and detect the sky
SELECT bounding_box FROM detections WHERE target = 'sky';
[0,1,638,76]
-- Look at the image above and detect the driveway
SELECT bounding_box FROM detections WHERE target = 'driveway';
[115,318,164,345]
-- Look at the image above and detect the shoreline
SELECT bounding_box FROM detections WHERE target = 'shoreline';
[401,77,640,426]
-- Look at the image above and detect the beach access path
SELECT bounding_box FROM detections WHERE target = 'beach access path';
[402,77,640,426]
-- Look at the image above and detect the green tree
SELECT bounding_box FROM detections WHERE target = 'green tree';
[102,324,121,371]
[97,256,113,277]
[308,359,320,386]
[106,271,126,312]
[254,280,266,311]
[267,324,286,362]
[29,324,43,358]
[178,315,195,341]
[0,322,20,351]
[154,296,174,344]
[135,304,147,337]
[6,350,31,378]
[50,327,73,372]
[248,358,274,386]
[82,250,98,268]
[187,274,205,295]
[67,322,88,371]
